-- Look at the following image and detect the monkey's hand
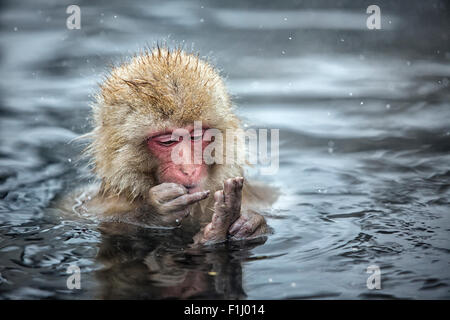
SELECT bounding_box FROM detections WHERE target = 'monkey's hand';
[148,183,210,226]
[194,177,244,245]
[228,210,268,240]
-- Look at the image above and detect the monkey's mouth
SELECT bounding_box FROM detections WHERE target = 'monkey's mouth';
[184,184,199,193]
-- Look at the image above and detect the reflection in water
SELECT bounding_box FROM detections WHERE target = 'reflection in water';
[95,222,265,299]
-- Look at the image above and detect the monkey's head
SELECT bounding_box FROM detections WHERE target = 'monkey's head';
[87,48,243,201]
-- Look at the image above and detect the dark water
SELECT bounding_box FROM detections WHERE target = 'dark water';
[0,0,449,299]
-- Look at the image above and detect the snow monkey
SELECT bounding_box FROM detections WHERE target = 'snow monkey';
[69,47,277,245]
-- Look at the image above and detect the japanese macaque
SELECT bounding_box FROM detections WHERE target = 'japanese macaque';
[65,47,277,245]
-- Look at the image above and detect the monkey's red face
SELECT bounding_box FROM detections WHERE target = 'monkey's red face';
[147,125,211,193]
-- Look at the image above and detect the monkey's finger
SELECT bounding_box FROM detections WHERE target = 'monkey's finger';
[233,177,244,209]
[232,214,266,239]
[166,190,210,209]
[210,191,236,232]
[228,215,248,235]
[232,221,256,239]
[226,178,243,212]
[222,178,237,208]
[223,177,242,203]
[158,186,188,202]
[149,183,187,203]
[214,189,225,204]
[223,178,234,204]
[233,177,244,194]
[152,182,186,192]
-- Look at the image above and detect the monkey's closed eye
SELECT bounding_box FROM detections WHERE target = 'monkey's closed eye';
[157,140,177,147]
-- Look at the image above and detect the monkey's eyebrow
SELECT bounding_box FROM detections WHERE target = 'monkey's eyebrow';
[147,126,209,140]
[147,129,174,138]
[153,134,175,142]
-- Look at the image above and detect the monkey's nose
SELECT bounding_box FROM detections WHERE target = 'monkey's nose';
[180,166,197,177]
